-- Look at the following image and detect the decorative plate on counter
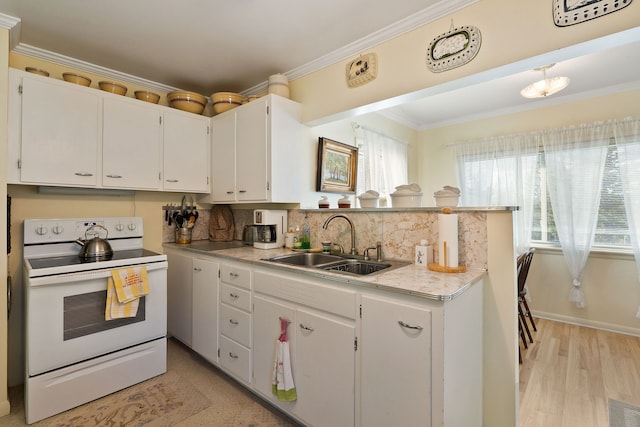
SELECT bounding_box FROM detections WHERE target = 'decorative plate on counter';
[426,25,481,73]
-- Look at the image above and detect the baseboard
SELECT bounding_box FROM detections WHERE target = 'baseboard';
[532,310,640,338]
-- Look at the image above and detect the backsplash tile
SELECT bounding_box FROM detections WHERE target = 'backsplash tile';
[163,206,488,269]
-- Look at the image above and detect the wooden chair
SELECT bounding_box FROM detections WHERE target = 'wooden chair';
[517,248,536,342]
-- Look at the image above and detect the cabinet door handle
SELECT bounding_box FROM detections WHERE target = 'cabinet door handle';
[229,319,239,325]
[105,174,122,178]
[228,352,239,359]
[229,293,239,299]
[238,190,247,193]
[229,272,239,278]
[166,179,179,183]
[299,323,314,332]
[74,172,93,177]
[193,267,202,272]
[226,191,235,195]
[398,320,423,331]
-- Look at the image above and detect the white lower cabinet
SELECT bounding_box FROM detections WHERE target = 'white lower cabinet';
[166,250,193,347]
[253,270,356,427]
[218,262,253,384]
[166,251,482,427]
[191,258,219,364]
[359,295,432,427]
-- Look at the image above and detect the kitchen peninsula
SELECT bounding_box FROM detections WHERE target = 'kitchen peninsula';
[163,206,515,426]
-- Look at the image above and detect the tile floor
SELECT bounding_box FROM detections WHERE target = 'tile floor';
[3,338,301,426]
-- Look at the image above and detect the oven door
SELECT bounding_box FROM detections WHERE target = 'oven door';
[26,261,167,377]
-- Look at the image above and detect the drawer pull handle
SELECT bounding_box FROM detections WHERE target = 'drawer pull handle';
[193,267,202,272]
[229,272,239,278]
[229,352,239,359]
[106,174,122,178]
[229,293,239,299]
[239,190,247,193]
[166,179,179,183]
[299,323,314,332]
[229,319,239,325]
[74,172,93,177]
[398,320,423,331]
[226,191,235,195]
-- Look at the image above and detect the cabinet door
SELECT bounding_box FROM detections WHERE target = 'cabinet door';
[252,296,297,406]
[236,97,268,201]
[20,76,99,186]
[192,258,220,364]
[102,97,162,189]
[360,295,432,427]
[295,309,355,427]
[163,111,210,192]
[166,251,193,346]
[209,113,237,202]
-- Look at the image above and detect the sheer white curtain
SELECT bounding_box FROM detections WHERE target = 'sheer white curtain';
[454,135,538,253]
[613,117,640,318]
[355,125,408,197]
[542,124,609,308]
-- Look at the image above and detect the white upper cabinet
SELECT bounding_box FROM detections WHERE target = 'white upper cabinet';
[102,97,162,190]
[200,94,312,204]
[8,68,210,193]
[163,110,210,193]
[208,112,237,201]
[18,73,100,186]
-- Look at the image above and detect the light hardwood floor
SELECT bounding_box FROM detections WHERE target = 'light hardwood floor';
[519,318,640,427]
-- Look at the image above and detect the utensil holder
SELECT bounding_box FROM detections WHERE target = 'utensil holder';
[175,228,192,244]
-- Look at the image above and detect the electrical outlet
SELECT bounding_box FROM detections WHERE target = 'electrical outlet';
[346,53,377,88]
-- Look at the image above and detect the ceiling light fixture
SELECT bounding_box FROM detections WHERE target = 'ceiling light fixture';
[520,64,570,99]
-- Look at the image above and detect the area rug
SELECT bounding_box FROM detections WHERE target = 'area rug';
[38,370,211,427]
[610,399,640,427]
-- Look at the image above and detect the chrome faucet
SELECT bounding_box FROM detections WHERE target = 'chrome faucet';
[322,214,357,255]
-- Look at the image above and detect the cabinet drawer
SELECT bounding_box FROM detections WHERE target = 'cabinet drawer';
[220,304,251,347]
[219,335,251,384]
[220,264,252,290]
[220,283,251,312]
[254,270,356,319]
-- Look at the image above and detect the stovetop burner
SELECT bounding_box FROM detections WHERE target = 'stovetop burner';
[27,249,161,270]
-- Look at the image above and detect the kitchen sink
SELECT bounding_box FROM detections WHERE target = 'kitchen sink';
[263,252,406,276]
[265,252,344,266]
[318,259,392,275]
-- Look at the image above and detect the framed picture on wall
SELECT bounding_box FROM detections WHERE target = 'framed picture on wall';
[316,137,358,193]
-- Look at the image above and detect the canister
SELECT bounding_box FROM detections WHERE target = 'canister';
[268,74,290,99]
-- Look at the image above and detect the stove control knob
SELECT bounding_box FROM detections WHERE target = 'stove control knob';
[36,226,48,236]
[128,223,137,231]
[115,224,125,232]
[52,225,64,235]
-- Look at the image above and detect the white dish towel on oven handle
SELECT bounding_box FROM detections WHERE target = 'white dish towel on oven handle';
[272,317,297,402]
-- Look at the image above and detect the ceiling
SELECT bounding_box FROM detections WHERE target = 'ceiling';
[0,0,471,94]
[1,1,639,131]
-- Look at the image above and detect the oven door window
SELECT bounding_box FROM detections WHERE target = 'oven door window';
[64,290,146,341]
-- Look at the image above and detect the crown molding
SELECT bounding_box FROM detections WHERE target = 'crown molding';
[2,0,478,96]
[0,12,21,50]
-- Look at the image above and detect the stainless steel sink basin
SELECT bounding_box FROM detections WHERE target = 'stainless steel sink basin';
[319,259,392,275]
[265,252,344,266]
[263,252,409,276]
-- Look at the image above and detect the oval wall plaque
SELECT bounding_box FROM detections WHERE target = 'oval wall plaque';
[426,25,482,73]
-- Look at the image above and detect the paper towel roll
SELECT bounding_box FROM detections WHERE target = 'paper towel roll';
[438,213,458,268]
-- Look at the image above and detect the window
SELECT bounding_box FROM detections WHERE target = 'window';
[531,143,631,248]
[354,126,408,197]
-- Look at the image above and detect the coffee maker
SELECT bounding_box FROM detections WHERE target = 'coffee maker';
[253,209,287,249]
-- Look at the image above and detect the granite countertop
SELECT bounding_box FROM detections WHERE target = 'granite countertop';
[164,241,486,301]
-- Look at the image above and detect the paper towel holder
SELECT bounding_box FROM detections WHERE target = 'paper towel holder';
[428,208,467,273]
